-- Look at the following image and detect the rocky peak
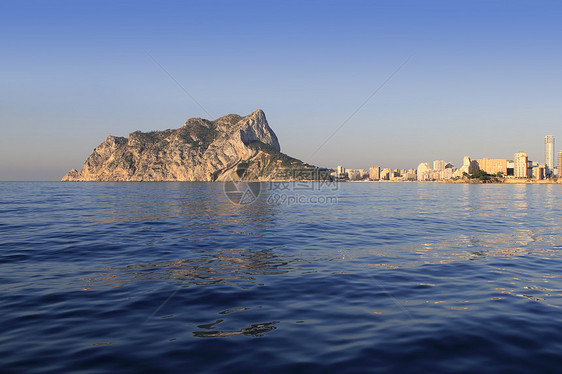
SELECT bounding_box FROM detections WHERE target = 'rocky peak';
[61,109,311,182]
[236,109,280,152]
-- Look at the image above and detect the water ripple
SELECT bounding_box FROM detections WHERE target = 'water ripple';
[1,182,562,373]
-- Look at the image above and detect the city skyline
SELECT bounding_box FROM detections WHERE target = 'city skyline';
[339,135,560,179]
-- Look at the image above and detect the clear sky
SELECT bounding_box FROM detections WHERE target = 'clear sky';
[1,0,561,180]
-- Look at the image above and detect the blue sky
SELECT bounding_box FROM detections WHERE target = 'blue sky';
[1,0,561,180]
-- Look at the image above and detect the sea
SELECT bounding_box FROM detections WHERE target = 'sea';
[1,181,561,373]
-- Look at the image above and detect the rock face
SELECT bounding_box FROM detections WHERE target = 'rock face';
[62,109,327,181]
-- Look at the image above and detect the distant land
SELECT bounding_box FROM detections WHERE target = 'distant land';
[337,139,561,184]
[62,110,331,182]
[61,109,559,185]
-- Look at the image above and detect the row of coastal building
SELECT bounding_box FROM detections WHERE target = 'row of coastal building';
[336,135,561,181]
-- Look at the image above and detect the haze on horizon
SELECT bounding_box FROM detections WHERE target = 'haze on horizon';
[1,0,561,181]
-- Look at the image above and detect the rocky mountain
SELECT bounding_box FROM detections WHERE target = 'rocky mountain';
[62,109,330,182]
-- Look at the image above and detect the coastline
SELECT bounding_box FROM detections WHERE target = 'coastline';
[57,179,562,184]
[345,179,561,184]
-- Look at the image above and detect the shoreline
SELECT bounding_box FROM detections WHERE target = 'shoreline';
[51,178,562,184]
[345,179,561,185]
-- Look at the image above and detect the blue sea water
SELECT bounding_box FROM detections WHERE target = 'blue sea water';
[1,181,561,373]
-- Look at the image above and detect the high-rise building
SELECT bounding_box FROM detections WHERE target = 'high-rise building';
[558,151,562,176]
[380,168,391,180]
[514,151,529,178]
[337,166,346,179]
[417,162,431,181]
[439,168,455,180]
[452,156,478,178]
[433,160,446,171]
[545,135,555,176]
[403,172,417,181]
[345,169,367,180]
[506,160,514,176]
[532,165,545,180]
[369,166,381,180]
[476,158,508,175]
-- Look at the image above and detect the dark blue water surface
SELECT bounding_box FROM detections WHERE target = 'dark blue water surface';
[1,182,561,373]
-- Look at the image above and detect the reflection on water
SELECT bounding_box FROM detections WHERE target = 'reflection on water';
[82,247,292,289]
[88,182,278,227]
[366,229,558,271]
[193,321,279,338]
